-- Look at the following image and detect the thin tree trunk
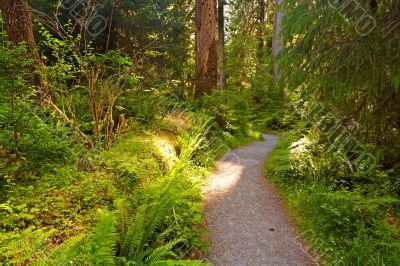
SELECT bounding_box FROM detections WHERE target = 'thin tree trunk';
[217,0,226,91]
[272,0,284,80]
[257,0,266,65]
[104,0,116,53]
[370,0,378,14]
[195,0,218,96]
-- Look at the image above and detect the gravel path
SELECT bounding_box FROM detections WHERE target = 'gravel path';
[204,134,316,266]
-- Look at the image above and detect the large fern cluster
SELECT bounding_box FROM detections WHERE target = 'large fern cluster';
[32,213,117,266]
[35,179,207,266]
[0,227,56,265]
[117,182,187,264]
[30,119,212,266]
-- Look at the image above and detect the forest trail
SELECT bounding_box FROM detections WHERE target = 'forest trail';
[204,134,315,266]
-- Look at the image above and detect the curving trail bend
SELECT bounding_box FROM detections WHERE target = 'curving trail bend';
[204,134,316,266]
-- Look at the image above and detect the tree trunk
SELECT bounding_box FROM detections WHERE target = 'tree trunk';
[370,0,377,14]
[0,0,47,96]
[217,0,226,91]
[257,0,266,64]
[0,0,36,51]
[272,0,284,80]
[195,0,218,96]
[103,0,116,53]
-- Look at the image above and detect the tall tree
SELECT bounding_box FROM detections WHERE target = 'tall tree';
[271,0,284,80]
[0,0,46,95]
[0,0,36,51]
[217,0,226,91]
[103,0,117,53]
[257,0,266,64]
[195,0,218,96]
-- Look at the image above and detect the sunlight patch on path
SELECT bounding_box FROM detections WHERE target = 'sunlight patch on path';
[203,134,316,266]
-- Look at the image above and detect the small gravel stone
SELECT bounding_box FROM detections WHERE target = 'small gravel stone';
[204,134,317,266]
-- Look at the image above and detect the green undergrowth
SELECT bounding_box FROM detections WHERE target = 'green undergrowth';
[0,49,266,264]
[0,106,261,265]
[265,134,400,266]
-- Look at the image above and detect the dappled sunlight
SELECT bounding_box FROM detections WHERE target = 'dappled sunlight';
[153,136,177,170]
[205,161,245,196]
[2,0,397,263]
[289,137,310,154]
[204,147,269,200]
[204,135,314,265]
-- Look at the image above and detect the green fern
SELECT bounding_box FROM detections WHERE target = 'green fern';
[35,119,212,265]
[145,238,182,262]
[0,227,56,265]
[115,198,132,243]
[84,213,118,265]
[119,182,183,260]
[32,233,86,266]
[177,117,213,164]
[122,209,146,259]
[115,176,207,265]
[39,212,118,266]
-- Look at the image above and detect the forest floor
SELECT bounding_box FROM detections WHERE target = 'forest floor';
[204,134,316,266]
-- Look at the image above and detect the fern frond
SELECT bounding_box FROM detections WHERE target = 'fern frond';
[46,212,117,266]
[85,212,118,265]
[45,233,87,266]
[120,209,146,258]
[145,238,183,262]
[142,183,183,247]
[115,198,132,242]
[129,249,152,265]
[0,227,56,266]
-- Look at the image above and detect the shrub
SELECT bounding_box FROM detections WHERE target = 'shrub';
[265,133,400,265]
